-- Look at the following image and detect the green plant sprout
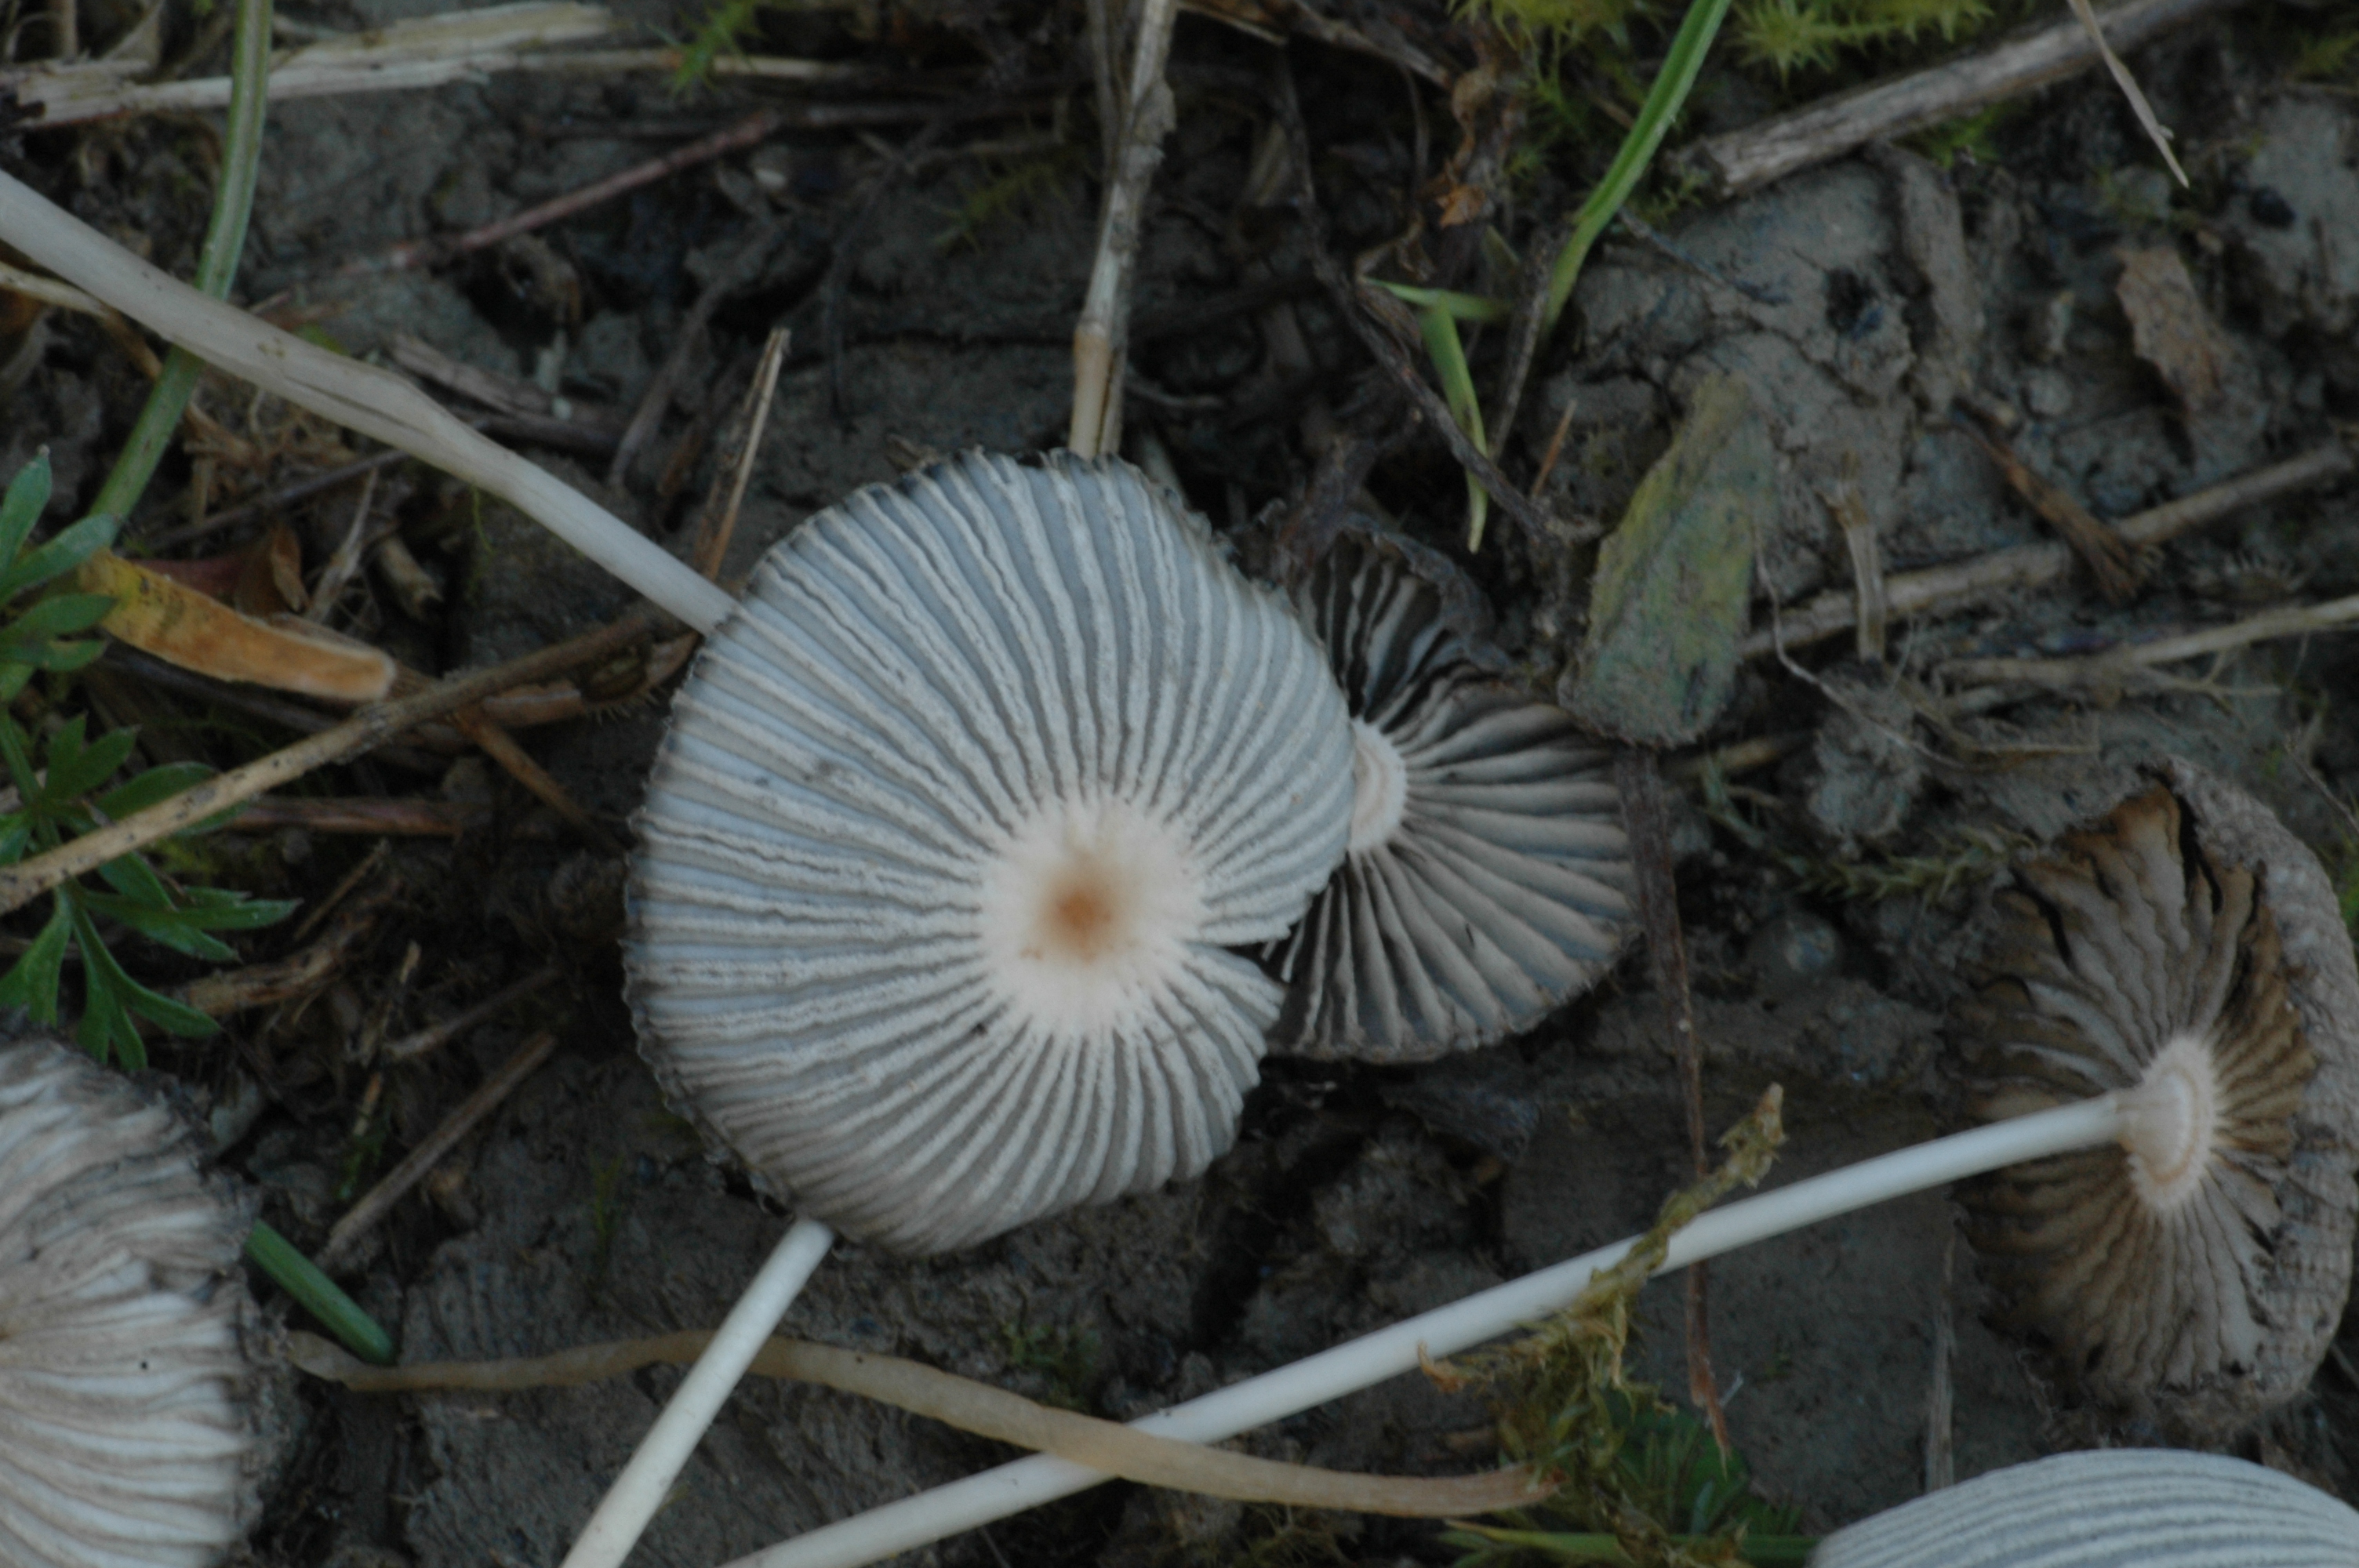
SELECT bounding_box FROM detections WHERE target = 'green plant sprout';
[670,0,769,92]
[1699,762,2029,906]
[936,147,1085,252]
[1436,1094,1805,1568]
[1733,0,1989,80]
[0,455,297,1068]
[998,1318,1103,1413]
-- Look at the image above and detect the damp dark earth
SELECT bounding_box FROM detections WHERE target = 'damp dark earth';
[6,0,2359,1564]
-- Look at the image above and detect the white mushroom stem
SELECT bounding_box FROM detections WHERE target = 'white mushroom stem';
[563,1217,836,1568]
[0,169,737,635]
[718,1094,2132,1568]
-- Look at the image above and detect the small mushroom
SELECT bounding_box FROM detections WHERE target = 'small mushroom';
[629,451,1355,1254]
[1808,1448,2359,1567]
[0,1035,264,1568]
[1953,764,2359,1440]
[1267,532,1636,1062]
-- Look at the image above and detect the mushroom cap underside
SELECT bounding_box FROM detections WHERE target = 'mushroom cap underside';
[1808,1448,2359,1568]
[1268,532,1637,1062]
[1954,768,2359,1440]
[0,1036,262,1568]
[627,451,1355,1254]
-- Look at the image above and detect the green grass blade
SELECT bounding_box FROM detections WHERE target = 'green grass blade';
[1375,281,1512,324]
[1418,303,1493,550]
[246,1220,396,1366]
[89,0,274,522]
[1542,0,1737,336]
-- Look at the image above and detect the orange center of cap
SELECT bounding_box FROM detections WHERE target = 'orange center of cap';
[978,797,1208,1037]
[1033,858,1125,964]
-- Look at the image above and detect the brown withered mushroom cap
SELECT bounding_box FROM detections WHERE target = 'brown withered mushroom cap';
[1953,762,2359,1441]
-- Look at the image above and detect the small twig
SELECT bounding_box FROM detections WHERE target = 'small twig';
[1940,592,2359,697]
[133,446,413,554]
[383,965,562,1064]
[0,258,107,316]
[1960,423,2139,604]
[225,795,485,836]
[288,842,393,946]
[1528,395,1579,500]
[306,465,380,622]
[388,335,625,438]
[319,1030,561,1270]
[1068,0,1181,456]
[1823,474,1886,662]
[1925,1231,1956,1494]
[1489,208,1572,458]
[1680,0,2239,198]
[608,220,783,487]
[2063,0,2186,184]
[356,109,782,276]
[173,877,397,1016]
[1737,440,2354,659]
[449,706,623,854]
[288,1328,1547,1515]
[1666,731,1808,783]
[0,607,668,916]
[691,326,791,581]
[1614,748,1728,1451]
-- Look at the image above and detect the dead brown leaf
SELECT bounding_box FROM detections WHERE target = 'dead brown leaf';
[2117,245,2238,421]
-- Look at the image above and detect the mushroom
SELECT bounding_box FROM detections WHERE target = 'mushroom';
[559,451,1356,1568]
[0,1033,264,1568]
[1808,1448,2359,1567]
[725,765,2359,1568]
[1952,764,2359,1440]
[630,449,1354,1251]
[1268,531,1637,1061]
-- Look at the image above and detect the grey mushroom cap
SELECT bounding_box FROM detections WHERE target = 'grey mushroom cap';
[627,452,1355,1255]
[0,1036,264,1568]
[1808,1449,2359,1568]
[1267,532,1636,1062]
[1952,764,2359,1440]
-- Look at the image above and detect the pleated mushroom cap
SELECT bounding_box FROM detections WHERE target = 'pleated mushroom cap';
[1267,532,1636,1062]
[627,452,1355,1255]
[0,1036,263,1568]
[1808,1449,2359,1568]
[1953,764,2359,1440]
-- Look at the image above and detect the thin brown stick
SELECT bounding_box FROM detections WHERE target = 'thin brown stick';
[1680,0,2240,198]
[320,1030,561,1269]
[383,966,562,1064]
[1528,395,1579,500]
[388,335,627,438]
[1069,0,1182,456]
[225,796,485,836]
[0,607,667,916]
[173,876,398,1016]
[691,326,791,581]
[1941,591,2359,696]
[1824,478,1886,662]
[357,111,784,276]
[134,447,413,554]
[2063,0,2186,183]
[288,1329,1548,1516]
[1736,441,2353,658]
[305,465,380,622]
[1924,1232,1957,1494]
[449,706,623,854]
[1961,423,2139,604]
[1614,748,1728,1450]
[608,222,783,487]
